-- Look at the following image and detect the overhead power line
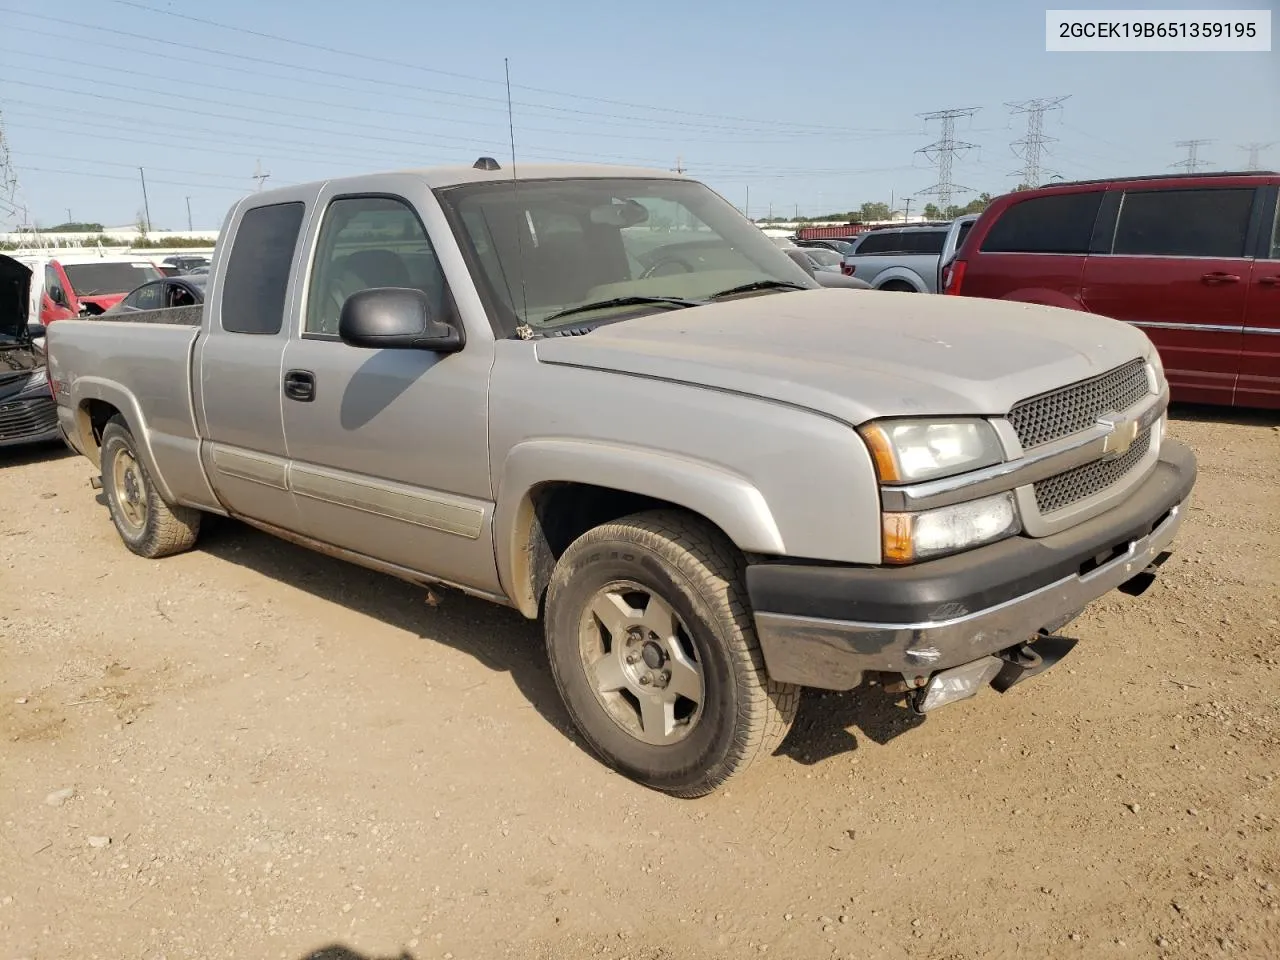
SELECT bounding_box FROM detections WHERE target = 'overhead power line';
[2,8,898,137]
[1006,96,1069,187]
[914,107,980,211]
[107,0,904,135]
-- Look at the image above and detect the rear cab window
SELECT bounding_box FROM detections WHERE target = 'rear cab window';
[220,202,306,335]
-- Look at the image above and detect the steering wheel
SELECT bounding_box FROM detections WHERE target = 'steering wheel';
[640,257,695,280]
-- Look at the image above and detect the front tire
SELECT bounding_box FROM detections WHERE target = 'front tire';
[100,416,201,558]
[544,510,798,797]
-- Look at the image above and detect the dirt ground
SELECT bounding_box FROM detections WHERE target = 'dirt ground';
[1,410,1277,960]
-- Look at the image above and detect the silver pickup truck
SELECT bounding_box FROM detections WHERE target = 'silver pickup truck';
[46,160,1196,797]
[840,215,978,292]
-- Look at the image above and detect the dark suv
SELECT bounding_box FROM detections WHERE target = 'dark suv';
[944,172,1280,409]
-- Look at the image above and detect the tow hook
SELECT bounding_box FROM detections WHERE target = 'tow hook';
[991,634,1078,693]
[89,475,103,490]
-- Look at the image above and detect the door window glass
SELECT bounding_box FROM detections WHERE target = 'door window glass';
[980,192,1103,254]
[221,201,305,335]
[1112,188,1254,258]
[305,196,446,336]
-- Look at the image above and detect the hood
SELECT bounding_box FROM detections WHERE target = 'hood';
[534,288,1155,425]
[1,254,32,339]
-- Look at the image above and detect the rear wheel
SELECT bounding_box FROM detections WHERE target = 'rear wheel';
[879,280,917,293]
[544,510,798,797]
[100,416,201,558]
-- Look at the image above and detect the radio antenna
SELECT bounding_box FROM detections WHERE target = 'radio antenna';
[505,56,532,339]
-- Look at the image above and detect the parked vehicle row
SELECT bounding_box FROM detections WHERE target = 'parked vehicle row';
[44,159,1194,797]
[947,171,1280,409]
[838,216,977,293]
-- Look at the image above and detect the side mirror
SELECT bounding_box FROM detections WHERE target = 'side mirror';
[26,322,47,339]
[783,248,817,278]
[338,287,462,352]
[49,287,67,306]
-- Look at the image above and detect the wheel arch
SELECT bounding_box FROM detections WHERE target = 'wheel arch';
[71,379,178,505]
[494,440,785,619]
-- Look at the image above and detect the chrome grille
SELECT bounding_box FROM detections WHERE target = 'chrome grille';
[1034,426,1152,514]
[1008,359,1149,449]
[0,396,58,442]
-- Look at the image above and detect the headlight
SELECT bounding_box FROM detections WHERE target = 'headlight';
[1145,351,1165,393]
[882,491,1021,564]
[859,418,1004,484]
[15,369,51,398]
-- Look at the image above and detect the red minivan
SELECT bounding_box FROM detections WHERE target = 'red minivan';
[944,172,1280,409]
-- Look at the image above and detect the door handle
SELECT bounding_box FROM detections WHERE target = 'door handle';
[283,369,315,402]
[1200,272,1241,285]
[1259,276,1280,286]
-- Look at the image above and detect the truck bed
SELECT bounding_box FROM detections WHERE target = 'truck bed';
[46,316,212,510]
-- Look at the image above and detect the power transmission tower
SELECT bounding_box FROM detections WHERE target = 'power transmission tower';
[1006,96,1069,187]
[915,107,979,212]
[1240,142,1274,170]
[0,108,20,223]
[670,156,685,174]
[252,159,271,192]
[1172,139,1212,173]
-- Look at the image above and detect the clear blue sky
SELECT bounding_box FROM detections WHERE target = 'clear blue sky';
[2,0,1277,229]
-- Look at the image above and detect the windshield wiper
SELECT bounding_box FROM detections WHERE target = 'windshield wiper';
[708,279,809,300]
[541,295,704,325]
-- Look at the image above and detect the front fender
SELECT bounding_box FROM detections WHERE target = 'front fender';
[494,439,786,616]
[70,377,178,506]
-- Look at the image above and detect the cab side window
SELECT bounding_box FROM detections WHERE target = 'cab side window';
[305,196,449,337]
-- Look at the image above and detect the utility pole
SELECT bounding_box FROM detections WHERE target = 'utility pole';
[1240,142,1274,170]
[1006,96,1069,187]
[915,107,979,212]
[252,159,271,192]
[671,156,685,174]
[138,166,152,233]
[902,198,912,223]
[745,185,750,221]
[66,207,72,223]
[185,196,193,231]
[1172,140,1212,173]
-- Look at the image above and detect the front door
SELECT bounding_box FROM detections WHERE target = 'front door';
[1080,185,1255,405]
[1238,190,1280,408]
[280,190,498,595]
[196,198,309,530]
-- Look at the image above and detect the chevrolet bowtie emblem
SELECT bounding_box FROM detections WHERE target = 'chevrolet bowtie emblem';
[1098,413,1140,459]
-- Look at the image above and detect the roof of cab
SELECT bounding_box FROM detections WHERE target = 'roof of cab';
[248,161,688,203]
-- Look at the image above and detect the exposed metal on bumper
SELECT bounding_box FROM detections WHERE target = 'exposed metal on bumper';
[754,498,1186,690]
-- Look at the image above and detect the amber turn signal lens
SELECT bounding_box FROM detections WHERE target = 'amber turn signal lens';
[881,513,915,564]
[858,424,901,483]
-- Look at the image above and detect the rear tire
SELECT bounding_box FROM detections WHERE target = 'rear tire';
[879,280,917,293]
[100,416,201,558]
[544,510,799,797]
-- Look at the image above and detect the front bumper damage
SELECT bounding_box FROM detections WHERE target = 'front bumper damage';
[747,440,1197,712]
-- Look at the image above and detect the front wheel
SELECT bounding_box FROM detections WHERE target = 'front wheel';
[544,510,799,797]
[100,416,201,558]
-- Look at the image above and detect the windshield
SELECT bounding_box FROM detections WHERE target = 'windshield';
[63,261,162,297]
[437,177,816,333]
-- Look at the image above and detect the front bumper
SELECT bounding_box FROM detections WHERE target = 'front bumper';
[0,394,61,449]
[748,440,1197,690]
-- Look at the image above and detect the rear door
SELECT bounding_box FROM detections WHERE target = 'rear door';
[1238,185,1280,408]
[279,183,498,594]
[194,193,310,530]
[1080,184,1255,405]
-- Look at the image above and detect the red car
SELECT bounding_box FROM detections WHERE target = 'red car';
[944,172,1280,409]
